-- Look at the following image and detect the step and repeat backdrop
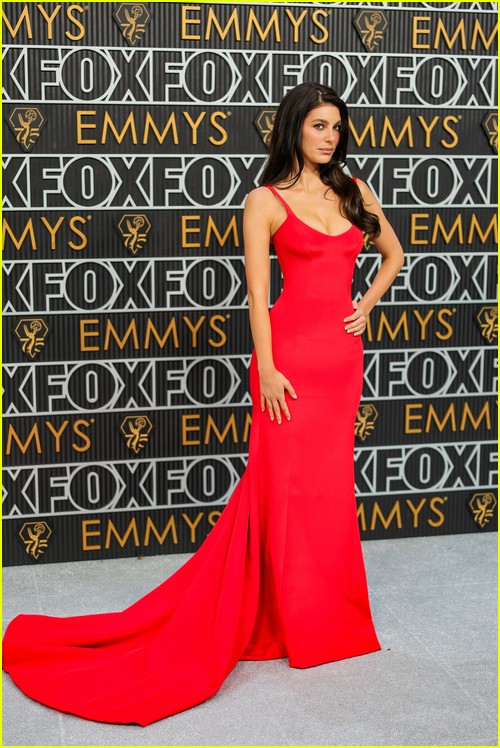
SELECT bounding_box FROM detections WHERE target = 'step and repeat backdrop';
[2,1,498,565]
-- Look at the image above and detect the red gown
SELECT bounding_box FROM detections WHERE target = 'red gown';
[2,181,382,725]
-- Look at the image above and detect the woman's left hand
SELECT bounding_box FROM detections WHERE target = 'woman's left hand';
[343,300,369,336]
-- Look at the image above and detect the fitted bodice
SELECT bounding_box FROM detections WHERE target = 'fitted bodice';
[265,183,364,303]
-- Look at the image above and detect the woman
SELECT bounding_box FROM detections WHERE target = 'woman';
[241,82,404,667]
[2,83,404,726]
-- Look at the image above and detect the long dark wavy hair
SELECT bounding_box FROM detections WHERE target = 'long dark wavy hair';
[259,82,381,239]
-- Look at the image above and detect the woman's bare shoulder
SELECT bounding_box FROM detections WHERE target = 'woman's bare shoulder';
[244,186,276,217]
[244,185,272,206]
[353,177,370,196]
[354,178,380,208]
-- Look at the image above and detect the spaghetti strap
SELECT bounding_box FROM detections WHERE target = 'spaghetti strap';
[264,184,293,215]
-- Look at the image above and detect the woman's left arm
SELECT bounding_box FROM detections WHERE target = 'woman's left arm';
[344,178,405,334]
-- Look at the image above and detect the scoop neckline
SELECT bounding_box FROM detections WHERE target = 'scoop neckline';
[268,185,356,238]
[273,213,357,240]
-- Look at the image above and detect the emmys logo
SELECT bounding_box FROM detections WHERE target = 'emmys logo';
[468,492,497,529]
[355,404,379,441]
[481,113,497,154]
[120,415,153,454]
[19,522,52,560]
[354,11,389,51]
[8,107,45,152]
[117,214,151,254]
[475,306,497,343]
[113,3,151,45]
[15,318,49,358]
[254,109,277,146]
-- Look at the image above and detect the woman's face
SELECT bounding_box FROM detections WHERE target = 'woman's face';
[299,104,342,167]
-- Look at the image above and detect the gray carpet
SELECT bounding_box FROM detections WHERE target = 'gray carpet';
[2,532,497,747]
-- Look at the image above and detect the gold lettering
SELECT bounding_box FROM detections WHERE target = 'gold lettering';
[284,8,308,43]
[182,111,205,145]
[76,110,97,145]
[205,6,240,40]
[209,111,228,146]
[208,510,222,527]
[37,3,61,39]
[428,497,446,527]
[381,116,413,148]
[417,115,440,148]
[412,16,431,49]
[182,215,201,248]
[349,116,376,148]
[181,4,201,40]
[102,111,138,145]
[357,502,366,532]
[208,314,227,347]
[82,519,101,551]
[468,213,497,244]
[376,312,409,342]
[441,115,459,148]
[182,512,204,543]
[143,111,178,144]
[45,420,69,451]
[104,319,140,350]
[2,218,36,251]
[431,214,464,245]
[2,5,33,38]
[182,414,201,445]
[410,213,429,246]
[105,519,140,549]
[73,420,92,452]
[470,18,498,50]
[184,316,206,347]
[66,4,85,41]
[405,403,423,434]
[405,498,427,528]
[205,413,239,444]
[144,318,180,349]
[413,309,434,341]
[40,217,65,250]
[205,215,239,247]
[80,319,100,351]
[69,216,88,251]
[460,401,491,431]
[242,412,252,442]
[436,309,453,340]
[425,403,457,433]
[245,9,280,42]
[144,516,178,546]
[434,17,466,50]
[6,423,42,455]
[310,9,328,44]
[371,501,402,530]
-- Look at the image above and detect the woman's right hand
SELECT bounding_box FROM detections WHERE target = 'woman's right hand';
[259,367,297,424]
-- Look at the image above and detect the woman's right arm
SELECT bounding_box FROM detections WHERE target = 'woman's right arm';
[243,188,297,424]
